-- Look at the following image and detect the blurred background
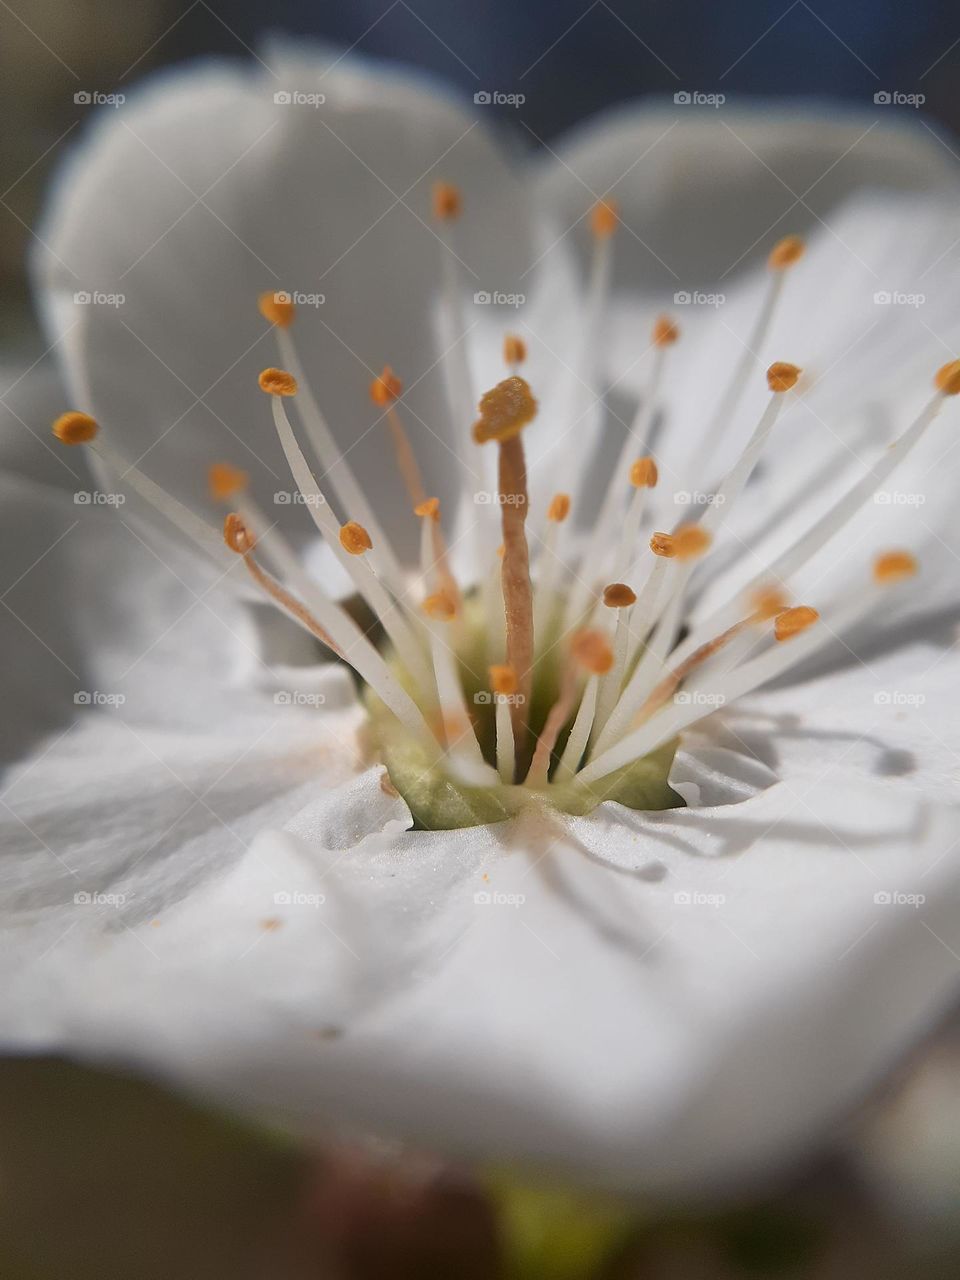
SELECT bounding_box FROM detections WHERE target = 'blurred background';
[3,1,960,1275]
[4,0,960,333]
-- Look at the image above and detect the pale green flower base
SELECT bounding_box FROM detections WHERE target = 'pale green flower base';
[369,711,682,829]
[363,600,684,830]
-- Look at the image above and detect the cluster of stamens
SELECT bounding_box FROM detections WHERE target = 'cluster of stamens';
[52,184,960,824]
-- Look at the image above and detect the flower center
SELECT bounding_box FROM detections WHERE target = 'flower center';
[51,188,959,830]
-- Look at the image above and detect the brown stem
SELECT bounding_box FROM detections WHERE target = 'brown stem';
[242,553,342,659]
[498,435,534,762]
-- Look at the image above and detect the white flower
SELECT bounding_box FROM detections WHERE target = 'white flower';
[3,45,960,1194]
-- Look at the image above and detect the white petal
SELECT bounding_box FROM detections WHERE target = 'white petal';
[35,50,531,563]
[537,103,960,293]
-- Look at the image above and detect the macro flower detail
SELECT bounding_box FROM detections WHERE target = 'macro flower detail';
[5,50,960,1201]
[50,219,957,833]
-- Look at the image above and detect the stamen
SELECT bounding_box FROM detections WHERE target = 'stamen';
[414,496,440,521]
[547,493,571,523]
[579,602,821,786]
[53,412,236,571]
[420,586,495,785]
[874,550,918,583]
[258,367,298,396]
[694,233,805,456]
[557,198,618,515]
[564,315,677,629]
[533,492,572,644]
[774,604,819,641]
[591,526,712,756]
[423,590,457,621]
[432,181,462,222]
[222,512,435,749]
[413,493,461,618]
[339,520,373,556]
[592,582,637,739]
[609,453,660,583]
[208,462,249,503]
[474,377,538,761]
[264,376,433,695]
[679,366,955,665]
[554,629,614,781]
[527,624,609,783]
[257,291,295,329]
[490,663,517,783]
[590,198,619,240]
[52,411,98,445]
[265,313,406,590]
[431,179,476,439]
[504,335,527,375]
[371,365,427,508]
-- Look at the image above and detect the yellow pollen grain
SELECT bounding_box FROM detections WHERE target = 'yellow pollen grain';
[650,532,677,558]
[774,604,819,641]
[223,512,255,555]
[414,496,441,520]
[935,360,960,395]
[52,411,98,445]
[767,362,802,393]
[472,376,537,445]
[489,663,518,696]
[257,291,295,328]
[503,334,527,366]
[423,589,457,621]
[208,462,249,503]
[258,367,298,396]
[673,523,712,560]
[590,198,619,239]
[571,628,614,675]
[768,235,805,271]
[339,520,372,555]
[370,365,403,405]
[874,550,918,583]
[630,456,658,488]
[750,585,790,621]
[432,181,462,221]
[652,315,680,347]
[603,582,637,608]
[547,492,571,523]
